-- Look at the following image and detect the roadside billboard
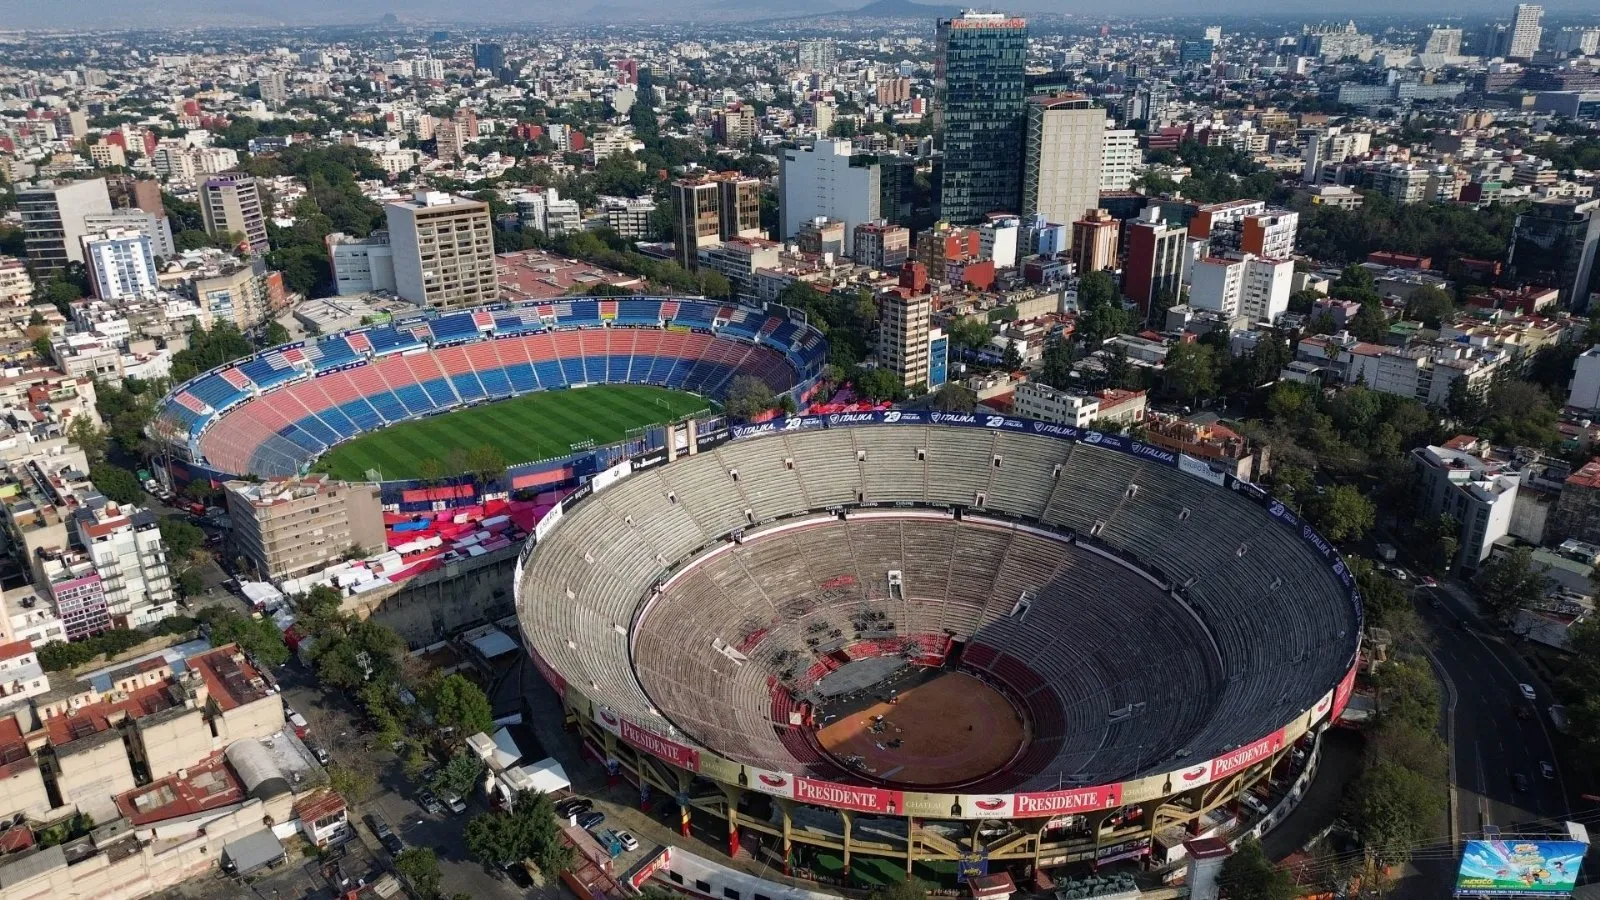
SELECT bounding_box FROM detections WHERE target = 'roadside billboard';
[1456,840,1587,896]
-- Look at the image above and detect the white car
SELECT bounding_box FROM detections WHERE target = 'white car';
[1520,683,1537,701]
[616,830,639,852]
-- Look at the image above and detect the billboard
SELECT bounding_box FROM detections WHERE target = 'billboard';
[1456,840,1587,896]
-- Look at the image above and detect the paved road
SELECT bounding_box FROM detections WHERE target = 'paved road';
[1420,583,1569,838]
[276,667,534,900]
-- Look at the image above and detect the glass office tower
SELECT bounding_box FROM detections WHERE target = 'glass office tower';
[936,13,1028,224]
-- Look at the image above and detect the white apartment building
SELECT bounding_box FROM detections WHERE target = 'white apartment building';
[84,208,176,260]
[1013,381,1099,427]
[326,231,397,295]
[779,139,880,253]
[82,229,159,301]
[979,217,1020,269]
[598,196,657,240]
[151,141,197,182]
[72,504,177,629]
[1298,335,1506,406]
[1567,345,1600,412]
[1021,95,1105,245]
[1239,256,1294,323]
[0,257,33,308]
[1101,129,1140,192]
[1412,441,1520,570]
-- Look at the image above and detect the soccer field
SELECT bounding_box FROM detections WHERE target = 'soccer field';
[312,385,712,482]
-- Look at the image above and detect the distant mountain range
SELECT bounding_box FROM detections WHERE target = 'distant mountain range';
[843,0,965,18]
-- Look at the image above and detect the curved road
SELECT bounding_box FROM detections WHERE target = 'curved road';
[1420,583,1570,840]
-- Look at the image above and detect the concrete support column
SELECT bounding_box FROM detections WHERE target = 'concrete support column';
[841,811,853,877]
[723,786,743,857]
[780,800,794,876]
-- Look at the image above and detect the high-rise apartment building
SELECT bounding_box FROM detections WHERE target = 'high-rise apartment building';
[1122,207,1188,318]
[1188,253,1294,323]
[1240,210,1300,259]
[796,41,838,71]
[1187,199,1268,251]
[1021,94,1104,247]
[259,71,288,108]
[936,12,1028,223]
[1510,198,1600,312]
[1552,27,1600,57]
[779,139,881,253]
[473,42,506,74]
[200,173,269,253]
[225,475,385,581]
[82,229,158,300]
[1071,208,1120,275]
[385,190,498,309]
[879,291,934,391]
[717,174,762,243]
[1100,129,1140,191]
[71,503,175,630]
[673,179,722,270]
[1509,4,1543,59]
[83,208,176,260]
[17,178,113,273]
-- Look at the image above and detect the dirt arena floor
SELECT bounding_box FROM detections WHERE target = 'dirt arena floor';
[815,672,1026,787]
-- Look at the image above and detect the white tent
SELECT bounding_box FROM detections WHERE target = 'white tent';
[501,757,571,795]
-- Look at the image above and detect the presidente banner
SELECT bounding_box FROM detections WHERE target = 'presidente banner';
[792,778,904,814]
[1456,840,1587,896]
[1013,783,1124,817]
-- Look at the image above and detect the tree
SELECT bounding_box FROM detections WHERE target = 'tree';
[931,382,977,413]
[1347,759,1445,863]
[854,368,906,403]
[723,374,777,419]
[698,269,733,300]
[264,321,291,345]
[1218,837,1296,900]
[327,764,374,803]
[431,749,488,797]
[1269,465,1315,512]
[1348,302,1390,343]
[89,463,143,505]
[67,417,108,466]
[396,847,443,899]
[1373,655,1441,732]
[466,444,508,486]
[178,570,205,598]
[31,335,52,362]
[1077,270,1117,309]
[1000,341,1022,371]
[37,640,97,672]
[1477,547,1547,620]
[425,673,494,740]
[947,316,993,354]
[869,878,931,900]
[158,517,206,561]
[464,791,575,875]
[1161,342,1217,405]
[1308,484,1374,542]
[1413,513,1460,575]
[200,608,290,667]
[1403,285,1454,328]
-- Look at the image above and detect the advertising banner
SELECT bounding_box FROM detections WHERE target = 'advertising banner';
[1456,840,1587,896]
[1179,453,1228,487]
[792,778,904,814]
[528,647,568,695]
[1013,783,1123,817]
[1210,728,1285,781]
[1332,662,1359,721]
[744,767,797,799]
[620,719,702,773]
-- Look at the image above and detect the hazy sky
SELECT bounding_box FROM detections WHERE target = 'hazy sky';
[2,0,1596,29]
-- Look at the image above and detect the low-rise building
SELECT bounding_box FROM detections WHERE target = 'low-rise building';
[1012,381,1099,427]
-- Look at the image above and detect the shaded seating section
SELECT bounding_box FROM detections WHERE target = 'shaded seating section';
[518,425,1359,792]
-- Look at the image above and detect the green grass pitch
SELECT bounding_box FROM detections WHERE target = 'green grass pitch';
[311,385,712,481]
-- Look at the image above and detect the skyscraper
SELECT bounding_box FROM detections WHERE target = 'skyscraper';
[795,41,837,71]
[1510,198,1600,312]
[779,139,881,253]
[879,291,933,391]
[673,179,722,270]
[200,173,269,253]
[1509,4,1543,59]
[82,229,158,300]
[1021,94,1105,246]
[1122,207,1188,319]
[936,12,1028,224]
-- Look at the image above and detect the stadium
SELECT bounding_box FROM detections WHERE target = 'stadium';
[515,413,1364,885]
[150,297,826,488]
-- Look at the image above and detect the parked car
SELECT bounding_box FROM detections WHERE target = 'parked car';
[557,798,591,817]
[367,815,403,854]
[418,790,444,815]
[304,739,331,766]
[443,791,466,814]
[616,830,639,852]
[1520,683,1537,701]
[577,811,605,830]
[1541,762,1556,780]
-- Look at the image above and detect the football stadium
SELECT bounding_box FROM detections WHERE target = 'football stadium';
[515,413,1364,884]
[150,297,826,487]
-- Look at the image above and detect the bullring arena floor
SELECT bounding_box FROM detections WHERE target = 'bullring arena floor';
[814,672,1024,787]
